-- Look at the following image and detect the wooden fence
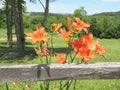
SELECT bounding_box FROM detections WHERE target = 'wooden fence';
[0,62,120,82]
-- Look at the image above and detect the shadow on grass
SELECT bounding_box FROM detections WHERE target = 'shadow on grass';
[0,41,73,64]
[51,47,73,54]
[0,41,36,64]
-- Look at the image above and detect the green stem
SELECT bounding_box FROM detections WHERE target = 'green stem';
[59,80,62,90]
[46,56,49,64]
[73,80,77,90]
[81,58,84,63]
[66,80,72,90]
[71,52,78,63]
[66,45,72,64]
[61,80,72,90]
[5,83,9,90]
[39,56,43,64]
[37,81,40,90]
[44,81,50,90]
[50,32,54,55]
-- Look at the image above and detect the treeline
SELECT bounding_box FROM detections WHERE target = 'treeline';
[88,15,120,39]
[1,11,120,39]
[23,13,73,32]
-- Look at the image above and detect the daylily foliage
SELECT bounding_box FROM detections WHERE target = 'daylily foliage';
[26,17,107,64]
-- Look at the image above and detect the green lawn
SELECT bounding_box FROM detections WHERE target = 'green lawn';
[0,79,120,90]
[0,36,120,64]
[0,33,120,90]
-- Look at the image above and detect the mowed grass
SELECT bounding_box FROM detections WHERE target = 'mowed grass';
[0,33,120,90]
[0,79,120,90]
[90,38,120,62]
[1,36,119,64]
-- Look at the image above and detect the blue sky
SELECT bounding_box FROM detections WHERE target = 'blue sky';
[0,0,120,15]
[26,0,120,15]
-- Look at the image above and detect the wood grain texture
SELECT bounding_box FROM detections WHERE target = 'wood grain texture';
[0,62,120,82]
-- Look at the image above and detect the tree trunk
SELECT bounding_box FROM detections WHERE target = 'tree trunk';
[42,0,49,28]
[12,0,25,56]
[6,0,13,48]
[17,0,25,52]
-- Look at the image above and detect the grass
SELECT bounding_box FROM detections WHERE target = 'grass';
[0,35,120,64]
[0,33,120,90]
[0,28,7,38]
[0,80,120,90]
[90,38,120,62]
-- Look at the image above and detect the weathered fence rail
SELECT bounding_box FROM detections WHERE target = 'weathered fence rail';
[0,62,120,82]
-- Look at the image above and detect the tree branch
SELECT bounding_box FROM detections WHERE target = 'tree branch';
[38,0,45,9]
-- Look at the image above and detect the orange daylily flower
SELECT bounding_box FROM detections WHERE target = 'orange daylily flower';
[76,44,96,58]
[84,58,89,64]
[95,44,107,55]
[71,34,94,52]
[60,28,72,42]
[79,44,92,57]
[52,23,62,32]
[26,27,48,44]
[55,54,67,64]
[34,47,49,56]
[81,34,96,50]
[72,17,90,33]
[67,17,74,33]
[75,44,96,63]
[72,34,97,63]
[71,38,83,52]
[82,34,94,43]
[72,33,107,63]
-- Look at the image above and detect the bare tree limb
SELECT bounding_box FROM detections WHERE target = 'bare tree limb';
[38,0,45,9]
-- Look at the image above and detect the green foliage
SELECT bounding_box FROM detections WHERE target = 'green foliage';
[23,13,72,32]
[0,9,6,28]
[89,15,120,38]
[23,14,43,29]
[1,10,120,38]
[74,7,87,17]
[23,11,120,39]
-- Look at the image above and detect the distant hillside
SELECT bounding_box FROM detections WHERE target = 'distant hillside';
[93,11,120,17]
[27,11,120,18]
[27,12,73,16]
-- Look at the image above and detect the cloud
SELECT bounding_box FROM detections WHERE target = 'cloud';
[101,0,120,2]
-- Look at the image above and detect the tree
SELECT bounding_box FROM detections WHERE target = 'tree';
[42,0,49,27]
[74,7,87,18]
[30,0,56,28]
[89,17,98,37]
[5,0,13,47]
[1,0,26,49]
[12,0,25,56]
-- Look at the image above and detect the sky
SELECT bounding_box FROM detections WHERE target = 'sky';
[0,0,120,15]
